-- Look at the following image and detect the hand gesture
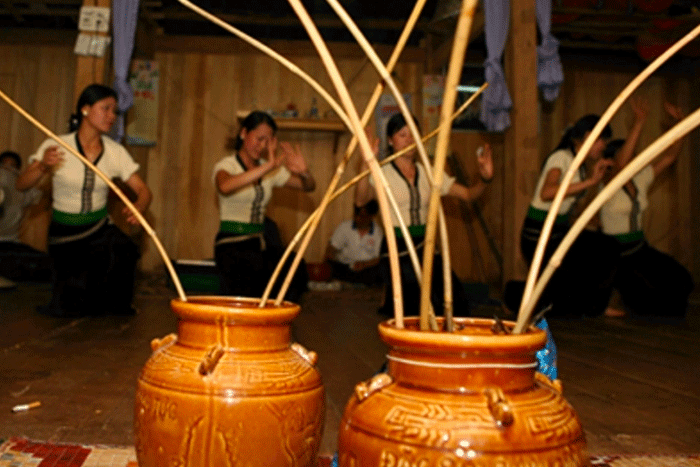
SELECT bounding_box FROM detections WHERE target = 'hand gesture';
[357,127,379,172]
[477,143,494,181]
[663,101,684,121]
[591,158,614,183]
[279,141,308,175]
[263,136,284,170]
[122,206,141,226]
[366,127,380,157]
[42,145,64,169]
[629,95,650,124]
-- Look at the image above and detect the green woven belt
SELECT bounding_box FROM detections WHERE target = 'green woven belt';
[220,220,264,234]
[52,208,108,226]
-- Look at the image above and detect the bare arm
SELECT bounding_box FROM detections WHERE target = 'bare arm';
[538,159,611,201]
[285,171,316,191]
[446,143,494,203]
[215,156,281,195]
[16,145,63,191]
[651,102,685,177]
[615,95,649,168]
[280,142,315,192]
[122,172,153,225]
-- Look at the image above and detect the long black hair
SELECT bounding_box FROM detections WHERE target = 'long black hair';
[0,150,21,169]
[385,112,420,154]
[69,84,118,132]
[603,139,625,160]
[554,114,612,153]
[541,114,613,175]
[230,111,277,151]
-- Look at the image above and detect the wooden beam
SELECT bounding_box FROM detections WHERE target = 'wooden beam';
[424,6,485,72]
[0,28,76,45]
[503,0,538,283]
[140,7,429,32]
[153,35,425,61]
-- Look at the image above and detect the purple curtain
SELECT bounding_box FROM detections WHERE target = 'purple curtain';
[111,0,140,142]
[479,0,512,132]
[536,0,564,102]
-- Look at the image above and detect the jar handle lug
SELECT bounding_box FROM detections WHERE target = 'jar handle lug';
[535,372,563,393]
[291,343,318,366]
[484,387,514,427]
[150,333,178,352]
[198,345,225,376]
[355,373,393,402]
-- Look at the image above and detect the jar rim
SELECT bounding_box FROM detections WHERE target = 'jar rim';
[170,296,300,324]
[378,317,546,352]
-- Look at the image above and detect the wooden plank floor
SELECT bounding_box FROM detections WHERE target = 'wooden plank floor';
[0,275,698,457]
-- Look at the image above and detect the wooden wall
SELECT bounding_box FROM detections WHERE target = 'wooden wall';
[0,43,76,252]
[143,45,424,274]
[1,38,697,287]
[539,58,695,277]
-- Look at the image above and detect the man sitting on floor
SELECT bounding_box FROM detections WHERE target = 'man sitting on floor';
[324,200,383,286]
[0,151,51,285]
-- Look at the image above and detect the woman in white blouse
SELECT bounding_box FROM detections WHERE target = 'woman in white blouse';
[17,84,152,317]
[519,114,618,319]
[600,99,693,318]
[213,111,315,301]
[354,112,493,317]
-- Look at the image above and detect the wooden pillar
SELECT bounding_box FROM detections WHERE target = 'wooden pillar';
[74,0,112,100]
[690,64,700,281]
[503,0,538,283]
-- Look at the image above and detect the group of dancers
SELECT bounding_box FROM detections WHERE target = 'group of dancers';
[12,83,692,320]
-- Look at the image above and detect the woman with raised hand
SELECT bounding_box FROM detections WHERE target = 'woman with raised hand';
[213,110,315,302]
[354,112,493,317]
[600,100,693,319]
[17,84,152,317]
[519,114,618,318]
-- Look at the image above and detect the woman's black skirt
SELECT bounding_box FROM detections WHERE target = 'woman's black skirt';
[44,218,139,317]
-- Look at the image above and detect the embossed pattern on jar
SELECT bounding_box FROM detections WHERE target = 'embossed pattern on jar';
[135,296,325,467]
[338,317,589,467]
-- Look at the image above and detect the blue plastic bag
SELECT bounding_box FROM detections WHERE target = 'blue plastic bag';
[535,317,558,380]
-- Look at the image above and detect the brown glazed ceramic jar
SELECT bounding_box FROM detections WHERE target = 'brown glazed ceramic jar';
[134,296,325,466]
[338,317,589,467]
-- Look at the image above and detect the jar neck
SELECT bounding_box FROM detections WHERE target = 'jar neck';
[386,348,539,393]
[169,297,299,351]
[177,319,292,351]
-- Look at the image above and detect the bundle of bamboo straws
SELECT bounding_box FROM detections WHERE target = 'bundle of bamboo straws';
[1,0,699,335]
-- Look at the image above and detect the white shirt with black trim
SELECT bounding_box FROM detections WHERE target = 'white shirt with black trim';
[530,149,583,215]
[213,154,291,224]
[600,165,654,236]
[369,162,454,228]
[29,133,139,214]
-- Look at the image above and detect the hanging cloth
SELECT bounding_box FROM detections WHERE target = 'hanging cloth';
[536,0,564,102]
[480,0,512,132]
[111,0,141,142]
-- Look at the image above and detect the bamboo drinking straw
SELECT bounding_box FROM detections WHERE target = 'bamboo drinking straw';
[277,0,437,308]
[263,90,485,328]
[262,0,430,310]
[324,0,465,331]
[514,107,700,334]
[0,88,187,302]
[179,0,425,318]
[286,0,407,327]
[178,0,352,131]
[518,24,700,324]
[417,0,478,331]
